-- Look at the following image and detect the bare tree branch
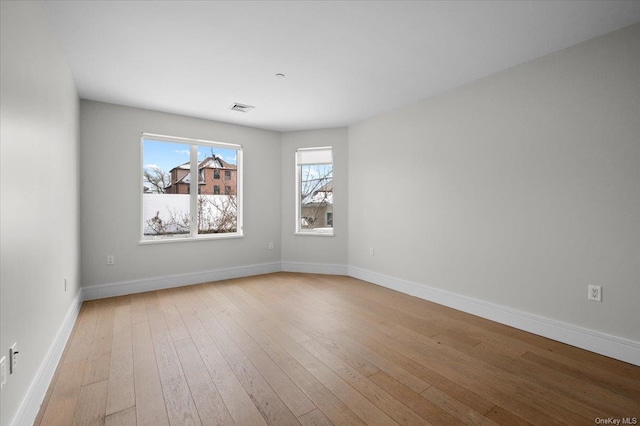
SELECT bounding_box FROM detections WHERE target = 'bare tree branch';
[143,166,169,193]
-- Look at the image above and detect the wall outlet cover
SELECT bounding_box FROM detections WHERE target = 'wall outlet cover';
[588,285,602,302]
[10,343,18,374]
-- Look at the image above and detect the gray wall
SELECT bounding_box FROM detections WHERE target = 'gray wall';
[281,129,349,267]
[349,23,640,341]
[0,2,80,425]
[80,101,282,288]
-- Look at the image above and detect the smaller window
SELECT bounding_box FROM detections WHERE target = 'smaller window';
[214,170,220,179]
[225,186,231,194]
[225,170,231,180]
[296,147,333,235]
[214,185,220,195]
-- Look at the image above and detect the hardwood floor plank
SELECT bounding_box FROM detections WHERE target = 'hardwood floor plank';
[254,326,399,426]
[262,282,497,415]
[245,286,429,395]
[227,282,311,343]
[34,308,83,426]
[324,331,429,393]
[521,350,640,401]
[173,286,267,426]
[355,333,495,415]
[142,291,165,330]
[424,329,634,418]
[298,408,335,426]
[105,406,137,426]
[510,329,640,380]
[147,312,201,425]
[230,358,301,425]
[206,284,319,417]
[39,359,87,426]
[130,293,148,325]
[114,294,132,308]
[132,321,169,426]
[174,337,235,425]
[309,300,559,423]
[106,304,135,415]
[64,301,100,364]
[215,285,367,426]
[375,320,584,424]
[368,371,466,426]
[188,286,248,365]
[73,379,108,426]
[484,405,533,426]
[421,386,499,426]
[300,338,430,426]
[157,288,191,342]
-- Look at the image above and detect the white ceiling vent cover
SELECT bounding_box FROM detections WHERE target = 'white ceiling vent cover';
[229,103,255,113]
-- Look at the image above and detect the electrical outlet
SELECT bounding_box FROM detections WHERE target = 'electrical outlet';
[9,343,17,374]
[106,255,115,266]
[268,242,274,250]
[588,285,602,302]
[369,247,375,256]
[1,356,6,389]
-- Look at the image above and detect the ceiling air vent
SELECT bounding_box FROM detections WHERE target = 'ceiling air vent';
[229,103,255,113]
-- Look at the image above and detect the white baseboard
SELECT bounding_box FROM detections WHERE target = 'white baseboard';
[82,261,347,300]
[82,262,282,300]
[281,261,348,275]
[348,266,640,367]
[11,291,83,426]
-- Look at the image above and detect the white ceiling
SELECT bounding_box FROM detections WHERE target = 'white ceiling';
[43,1,640,132]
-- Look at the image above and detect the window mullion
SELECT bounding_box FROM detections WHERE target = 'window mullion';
[295,164,302,233]
[189,144,198,236]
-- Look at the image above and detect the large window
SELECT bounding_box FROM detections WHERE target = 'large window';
[141,133,243,242]
[296,147,333,235]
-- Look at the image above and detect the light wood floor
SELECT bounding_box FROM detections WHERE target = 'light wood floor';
[36,272,640,425]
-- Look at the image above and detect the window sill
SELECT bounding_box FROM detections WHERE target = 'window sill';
[139,232,244,245]
[295,231,334,237]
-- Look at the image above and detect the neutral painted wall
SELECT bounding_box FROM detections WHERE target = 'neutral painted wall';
[80,101,282,288]
[0,2,80,425]
[349,23,640,342]
[281,129,349,268]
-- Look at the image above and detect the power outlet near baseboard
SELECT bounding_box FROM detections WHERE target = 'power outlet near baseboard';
[10,343,18,374]
[588,285,602,302]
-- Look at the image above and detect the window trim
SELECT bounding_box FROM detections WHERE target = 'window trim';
[140,132,243,243]
[295,146,334,236]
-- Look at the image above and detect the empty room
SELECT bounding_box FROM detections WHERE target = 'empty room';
[2,1,640,425]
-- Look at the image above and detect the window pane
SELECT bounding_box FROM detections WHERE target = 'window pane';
[197,146,238,234]
[300,163,333,230]
[142,140,191,237]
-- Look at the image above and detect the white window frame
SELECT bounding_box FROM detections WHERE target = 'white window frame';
[140,132,243,243]
[295,146,334,236]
